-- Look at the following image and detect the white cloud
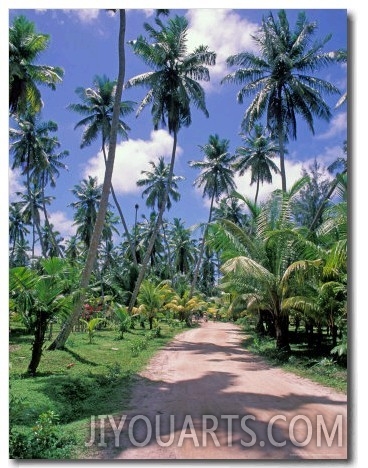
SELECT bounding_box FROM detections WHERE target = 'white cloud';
[316,112,347,140]
[63,9,100,24]
[186,9,259,88]
[83,129,182,194]
[48,211,76,239]
[9,168,23,202]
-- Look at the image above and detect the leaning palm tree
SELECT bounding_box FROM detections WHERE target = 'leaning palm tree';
[67,75,137,265]
[125,14,216,311]
[188,134,236,296]
[221,10,339,192]
[234,124,280,205]
[9,15,64,116]
[49,10,128,350]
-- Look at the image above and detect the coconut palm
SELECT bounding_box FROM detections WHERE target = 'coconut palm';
[9,202,30,262]
[137,156,184,212]
[212,196,245,227]
[221,10,339,192]
[9,15,64,116]
[137,156,184,277]
[210,177,312,350]
[67,75,137,264]
[188,134,236,296]
[10,113,66,256]
[169,218,196,275]
[137,280,174,329]
[49,10,128,351]
[70,176,102,249]
[125,14,215,311]
[234,124,280,205]
[15,183,54,258]
[10,258,76,375]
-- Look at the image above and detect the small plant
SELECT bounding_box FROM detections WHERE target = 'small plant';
[114,306,132,339]
[129,337,148,357]
[80,317,105,343]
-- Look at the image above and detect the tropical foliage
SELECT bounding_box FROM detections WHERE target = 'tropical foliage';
[9,10,347,381]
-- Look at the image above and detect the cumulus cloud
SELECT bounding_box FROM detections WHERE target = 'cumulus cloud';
[48,211,76,239]
[186,9,259,88]
[83,129,182,194]
[63,9,100,23]
[316,112,347,140]
[9,168,23,202]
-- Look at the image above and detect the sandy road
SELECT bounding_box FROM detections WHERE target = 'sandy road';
[96,321,348,460]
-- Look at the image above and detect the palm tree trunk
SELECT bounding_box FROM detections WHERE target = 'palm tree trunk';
[255,178,260,205]
[41,188,64,258]
[190,191,215,297]
[48,10,126,350]
[27,312,48,376]
[128,131,178,312]
[277,88,287,193]
[101,142,138,266]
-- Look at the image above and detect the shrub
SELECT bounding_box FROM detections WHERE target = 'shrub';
[9,411,76,459]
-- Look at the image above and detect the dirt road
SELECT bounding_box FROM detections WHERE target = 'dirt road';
[96,321,348,460]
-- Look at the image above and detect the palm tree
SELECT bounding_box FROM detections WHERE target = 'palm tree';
[9,15,64,116]
[221,10,339,192]
[67,75,137,265]
[137,280,174,329]
[9,202,30,262]
[137,156,184,277]
[210,177,312,350]
[70,176,102,249]
[10,258,76,375]
[188,134,236,296]
[169,218,196,275]
[212,196,245,227]
[10,113,65,257]
[234,124,280,205]
[125,14,215,311]
[49,10,128,350]
[15,183,54,258]
[137,156,184,212]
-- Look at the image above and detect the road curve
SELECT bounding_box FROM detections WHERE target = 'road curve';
[96,321,348,460]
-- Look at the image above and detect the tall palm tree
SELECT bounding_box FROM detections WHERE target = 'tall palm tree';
[212,196,245,227]
[234,124,280,205]
[137,156,184,277]
[10,113,64,256]
[9,202,30,262]
[70,176,102,249]
[9,15,64,116]
[221,10,339,192]
[67,75,137,265]
[169,218,196,275]
[49,10,127,350]
[137,156,184,212]
[188,134,236,296]
[15,183,54,258]
[125,14,215,311]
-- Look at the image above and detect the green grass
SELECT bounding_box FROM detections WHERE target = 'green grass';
[9,321,183,459]
[238,321,347,394]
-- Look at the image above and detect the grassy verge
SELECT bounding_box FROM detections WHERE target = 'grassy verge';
[9,320,185,459]
[237,321,347,394]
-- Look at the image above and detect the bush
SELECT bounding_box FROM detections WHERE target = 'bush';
[9,411,76,459]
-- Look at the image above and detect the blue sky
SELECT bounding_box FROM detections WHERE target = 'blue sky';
[8,6,348,244]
